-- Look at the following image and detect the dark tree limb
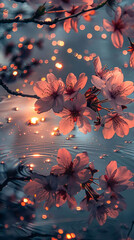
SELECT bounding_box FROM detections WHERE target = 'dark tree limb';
[0,79,39,99]
[0,1,108,26]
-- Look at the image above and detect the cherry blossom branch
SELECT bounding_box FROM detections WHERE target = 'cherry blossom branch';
[0,176,31,191]
[0,0,108,26]
[0,79,39,99]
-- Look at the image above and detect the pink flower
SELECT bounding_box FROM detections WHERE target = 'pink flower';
[24,174,58,208]
[80,192,127,225]
[33,73,65,113]
[63,4,94,33]
[63,6,81,33]
[91,56,117,89]
[102,112,134,139]
[80,196,108,225]
[102,72,134,111]
[99,161,134,193]
[51,148,91,196]
[56,93,96,135]
[103,7,134,48]
[64,73,87,100]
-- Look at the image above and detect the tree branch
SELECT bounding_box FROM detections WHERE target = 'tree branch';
[0,176,31,191]
[127,221,134,240]
[0,1,108,26]
[0,79,39,99]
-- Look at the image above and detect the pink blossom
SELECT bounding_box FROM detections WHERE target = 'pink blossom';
[91,56,118,89]
[99,161,134,193]
[80,196,108,225]
[33,73,65,113]
[103,7,134,48]
[64,73,87,100]
[80,192,127,225]
[51,148,91,196]
[24,175,58,208]
[102,72,134,111]
[56,93,96,135]
[63,4,94,33]
[102,112,134,139]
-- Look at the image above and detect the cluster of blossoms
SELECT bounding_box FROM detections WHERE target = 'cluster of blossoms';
[33,56,134,139]
[26,1,134,67]
[24,148,134,225]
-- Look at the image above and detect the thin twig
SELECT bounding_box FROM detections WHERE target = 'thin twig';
[0,79,39,99]
[126,221,134,240]
[0,1,108,26]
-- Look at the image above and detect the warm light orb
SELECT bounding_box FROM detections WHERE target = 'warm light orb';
[76,206,81,211]
[55,62,63,69]
[28,117,39,125]
[40,117,46,122]
[66,234,72,239]
[13,70,18,76]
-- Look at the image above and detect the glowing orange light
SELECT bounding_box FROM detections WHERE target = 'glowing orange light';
[76,206,81,211]
[21,202,25,206]
[40,117,46,122]
[41,77,46,81]
[3,65,7,70]
[37,24,43,29]
[58,229,64,234]
[27,44,33,50]
[58,40,64,46]
[71,233,76,238]
[94,25,100,31]
[45,158,51,163]
[123,50,128,55]
[67,48,72,53]
[0,3,5,8]
[29,117,39,125]
[51,56,56,61]
[54,127,59,131]
[101,33,107,39]
[7,117,12,123]
[6,34,11,39]
[115,205,118,209]
[13,70,18,76]
[55,62,63,69]
[23,198,28,203]
[19,37,25,42]
[42,214,47,219]
[4,224,9,229]
[18,43,23,48]
[106,200,111,204]
[29,164,35,170]
[80,24,85,30]
[31,153,44,157]
[66,234,72,239]
[87,33,92,39]
[20,216,24,221]
[45,17,52,22]
[52,41,57,46]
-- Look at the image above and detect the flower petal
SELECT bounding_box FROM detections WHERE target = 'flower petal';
[74,73,88,91]
[59,116,74,135]
[34,98,54,113]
